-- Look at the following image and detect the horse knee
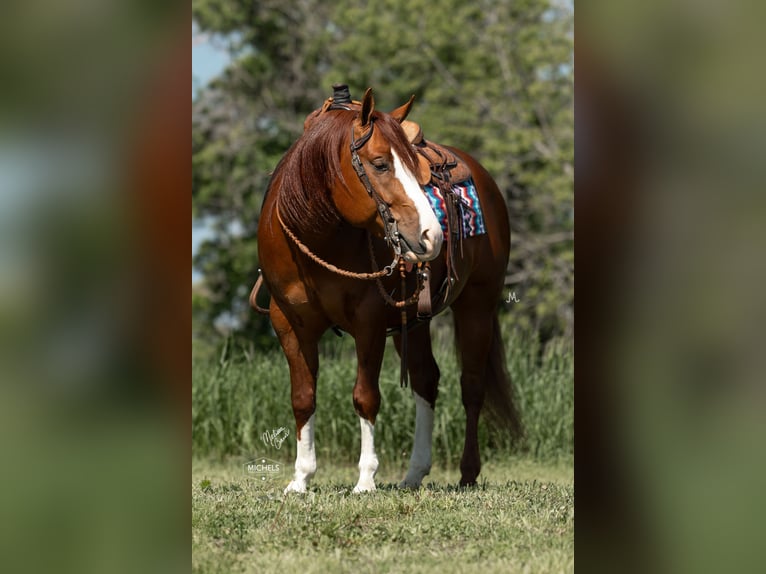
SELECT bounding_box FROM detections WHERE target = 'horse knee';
[352,385,380,422]
[291,386,315,426]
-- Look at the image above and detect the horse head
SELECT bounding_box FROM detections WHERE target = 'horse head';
[333,88,442,263]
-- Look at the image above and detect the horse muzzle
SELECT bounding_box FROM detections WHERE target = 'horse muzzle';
[400,226,443,263]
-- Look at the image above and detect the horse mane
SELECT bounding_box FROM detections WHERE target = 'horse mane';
[267,108,421,237]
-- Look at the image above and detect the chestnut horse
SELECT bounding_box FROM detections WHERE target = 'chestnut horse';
[255,87,522,493]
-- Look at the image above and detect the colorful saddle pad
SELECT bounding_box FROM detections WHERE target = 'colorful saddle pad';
[423,178,486,239]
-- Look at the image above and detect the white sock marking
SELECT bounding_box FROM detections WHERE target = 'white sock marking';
[400,392,434,488]
[284,414,316,494]
[353,417,379,492]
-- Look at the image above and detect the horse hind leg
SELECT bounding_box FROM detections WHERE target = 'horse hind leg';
[453,283,522,486]
[394,325,440,489]
[452,286,499,487]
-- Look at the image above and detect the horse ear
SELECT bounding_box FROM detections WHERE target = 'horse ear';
[360,88,375,126]
[390,94,415,123]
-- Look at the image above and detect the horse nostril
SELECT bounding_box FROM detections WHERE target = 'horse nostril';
[418,230,430,253]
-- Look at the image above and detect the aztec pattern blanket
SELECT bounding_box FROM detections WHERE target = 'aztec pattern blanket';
[423,177,486,239]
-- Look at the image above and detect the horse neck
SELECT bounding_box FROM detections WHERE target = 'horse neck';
[272,130,371,251]
[304,217,367,250]
[273,187,365,254]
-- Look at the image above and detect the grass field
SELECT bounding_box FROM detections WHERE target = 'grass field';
[192,457,573,573]
[193,315,573,465]
[193,317,573,572]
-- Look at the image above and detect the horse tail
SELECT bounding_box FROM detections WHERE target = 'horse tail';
[483,314,524,440]
[249,273,270,315]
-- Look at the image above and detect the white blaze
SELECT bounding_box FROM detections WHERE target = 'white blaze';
[391,149,443,261]
[284,414,316,494]
[353,417,379,492]
[400,392,434,488]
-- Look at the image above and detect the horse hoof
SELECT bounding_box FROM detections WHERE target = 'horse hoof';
[398,479,422,490]
[284,481,307,494]
[352,482,376,493]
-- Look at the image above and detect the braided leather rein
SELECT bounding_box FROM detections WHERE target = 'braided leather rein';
[276,206,396,279]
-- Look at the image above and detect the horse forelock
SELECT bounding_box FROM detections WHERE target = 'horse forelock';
[373,112,420,176]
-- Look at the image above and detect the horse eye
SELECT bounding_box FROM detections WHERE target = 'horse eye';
[371,160,389,172]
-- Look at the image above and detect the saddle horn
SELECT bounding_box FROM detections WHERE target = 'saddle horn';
[332,83,352,105]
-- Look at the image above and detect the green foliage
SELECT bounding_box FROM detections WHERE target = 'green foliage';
[191,322,573,465]
[192,0,573,342]
[192,458,574,573]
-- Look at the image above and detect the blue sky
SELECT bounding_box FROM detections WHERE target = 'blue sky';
[192,24,231,99]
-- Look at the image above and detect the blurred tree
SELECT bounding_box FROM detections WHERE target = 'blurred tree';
[192,0,573,348]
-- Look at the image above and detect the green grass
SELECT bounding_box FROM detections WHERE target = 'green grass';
[192,457,574,574]
[192,316,573,466]
[193,317,573,572]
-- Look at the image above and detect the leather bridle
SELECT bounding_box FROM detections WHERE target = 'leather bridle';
[348,117,403,257]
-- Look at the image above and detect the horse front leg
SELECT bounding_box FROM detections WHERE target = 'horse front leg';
[351,326,386,493]
[271,303,322,494]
